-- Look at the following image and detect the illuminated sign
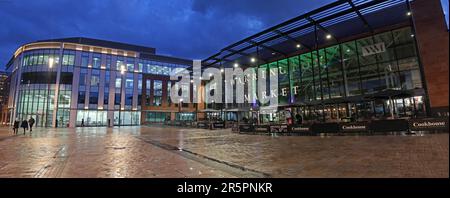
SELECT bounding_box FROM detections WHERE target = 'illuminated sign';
[361,42,386,56]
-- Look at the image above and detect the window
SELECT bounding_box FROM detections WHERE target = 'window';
[81,53,89,67]
[62,52,75,66]
[114,93,121,105]
[167,81,172,105]
[125,94,133,105]
[153,80,162,106]
[137,63,143,72]
[145,112,169,122]
[127,58,135,71]
[341,41,361,96]
[91,75,100,87]
[115,78,122,89]
[89,92,98,104]
[78,91,86,104]
[125,79,133,89]
[79,73,87,86]
[116,57,124,71]
[105,55,111,69]
[92,54,101,68]
[145,80,151,106]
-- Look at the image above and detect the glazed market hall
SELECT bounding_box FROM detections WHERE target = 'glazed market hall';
[200,0,449,133]
[1,0,449,134]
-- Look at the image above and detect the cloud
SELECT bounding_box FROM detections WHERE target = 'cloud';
[0,0,334,67]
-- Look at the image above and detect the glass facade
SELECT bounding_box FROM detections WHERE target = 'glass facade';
[11,42,190,127]
[144,112,169,122]
[231,27,426,123]
[16,85,55,127]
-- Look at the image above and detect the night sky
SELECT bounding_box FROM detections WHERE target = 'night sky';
[0,0,333,68]
[1,0,448,69]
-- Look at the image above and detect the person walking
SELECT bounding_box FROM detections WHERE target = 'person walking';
[13,120,20,135]
[21,120,29,135]
[28,117,35,132]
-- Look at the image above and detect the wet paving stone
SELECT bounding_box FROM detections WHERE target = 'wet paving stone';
[0,126,447,178]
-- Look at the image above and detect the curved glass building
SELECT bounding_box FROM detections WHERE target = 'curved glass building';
[4,37,193,127]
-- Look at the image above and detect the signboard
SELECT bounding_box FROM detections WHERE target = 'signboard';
[239,124,253,132]
[369,119,409,132]
[340,122,369,132]
[269,125,288,133]
[289,125,311,133]
[311,123,340,133]
[254,125,269,132]
[362,42,386,56]
[212,122,225,128]
[409,118,449,131]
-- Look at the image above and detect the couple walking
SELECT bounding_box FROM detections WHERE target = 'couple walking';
[13,117,35,135]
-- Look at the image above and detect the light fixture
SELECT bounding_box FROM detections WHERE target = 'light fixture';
[326,34,332,39]
[407,11,412,16]
[48,57,54,68]
[346,49,350,53]
[250,58,256,63]
[296,44,301,48]
[271,52,276,55]
[234,63,239,68]
[220,68,224,73]
[410,34,415,38]
[190,79,194,83]
[121,65,126,74]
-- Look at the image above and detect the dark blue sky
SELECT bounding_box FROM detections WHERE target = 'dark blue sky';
[0,0,333,68]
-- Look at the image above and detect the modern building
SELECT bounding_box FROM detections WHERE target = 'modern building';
[4,37,198,127]
[0,71,9,125]
[201,0,449,123]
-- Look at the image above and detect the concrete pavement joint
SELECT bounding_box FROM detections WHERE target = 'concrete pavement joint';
[135,137,271,178]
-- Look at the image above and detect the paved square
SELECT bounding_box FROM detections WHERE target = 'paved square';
[0,126,447,178]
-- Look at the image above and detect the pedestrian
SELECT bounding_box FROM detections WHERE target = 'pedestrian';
[28,117,35,132]
[295,114,303,125]
[81,118,84,127]
[13,120,20,134]
[21,120,28,135]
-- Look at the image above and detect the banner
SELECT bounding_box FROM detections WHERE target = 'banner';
[340,122,369,132]
[409,118,449,131]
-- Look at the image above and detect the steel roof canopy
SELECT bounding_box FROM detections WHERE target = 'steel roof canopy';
[202,0,411,68]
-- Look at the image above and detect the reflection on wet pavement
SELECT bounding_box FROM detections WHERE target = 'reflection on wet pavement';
[0,126,447,178]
